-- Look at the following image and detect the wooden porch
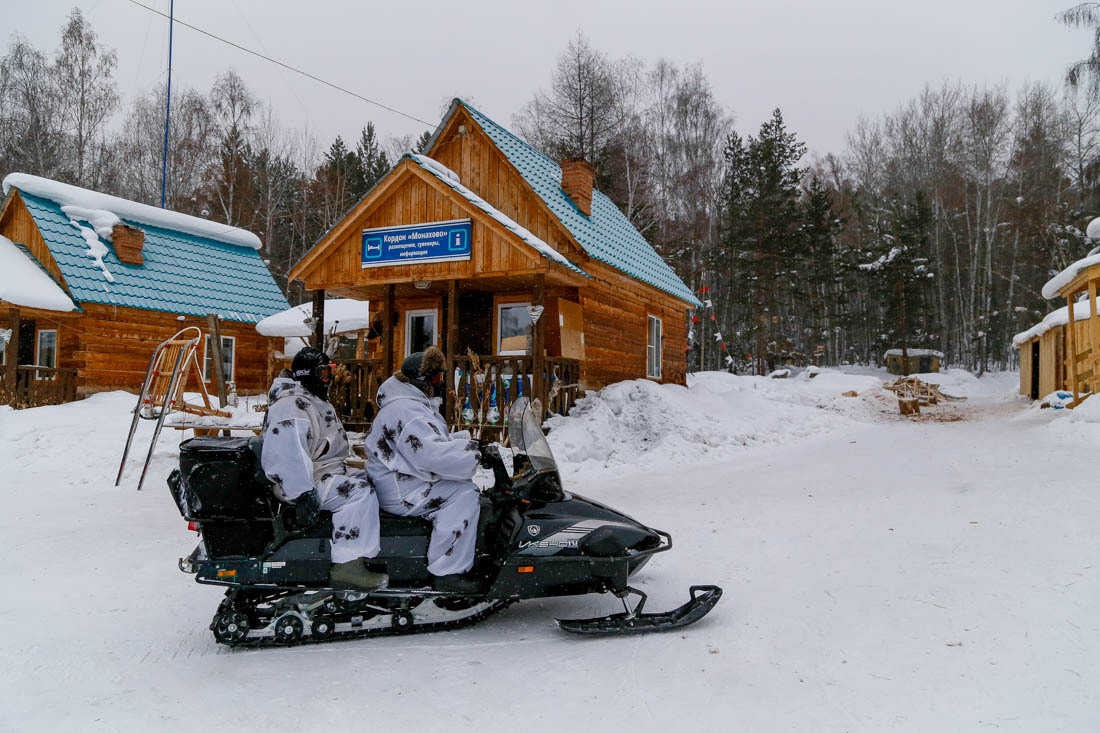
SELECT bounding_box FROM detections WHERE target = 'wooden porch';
[1055,263,1100,407]
[0,365,78,408]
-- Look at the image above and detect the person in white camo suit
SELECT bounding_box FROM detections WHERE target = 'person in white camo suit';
[364,346,483,591]
[261,347,386,592]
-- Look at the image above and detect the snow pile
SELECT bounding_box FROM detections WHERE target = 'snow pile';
[3,172,263,250]
[70,220,115,282]
[1087,216,1100,240]
[1041,252,1100,299]
[0,233,78,311]
[910,368,1017,400]
[408,154,584,274]
[255,298,371,338]
[545,369,884,478]
[60,205,121,241]
[1013,299,1092,345]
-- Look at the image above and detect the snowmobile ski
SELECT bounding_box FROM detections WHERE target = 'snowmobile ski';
[557,585,723,635]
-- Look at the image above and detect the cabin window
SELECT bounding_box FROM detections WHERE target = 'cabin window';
[203,335,236,383]
[646,315,662,379]
[36,329,57,379]
[497,302,531,355]
[405,309,438,356]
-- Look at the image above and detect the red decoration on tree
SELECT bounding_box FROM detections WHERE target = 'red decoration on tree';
[710,314,716,321]
[720,343,727,350]
[702,286,709,293]
[692,316,700,322]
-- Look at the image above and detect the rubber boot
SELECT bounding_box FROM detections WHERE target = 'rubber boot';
[330,559,388,591]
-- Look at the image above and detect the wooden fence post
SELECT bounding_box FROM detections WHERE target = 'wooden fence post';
[205,314,227,408]
[445,279,459,420]
[312,290,326,350]
[5,308,20,398]
[381,284,395,378]
[532,275,546,418]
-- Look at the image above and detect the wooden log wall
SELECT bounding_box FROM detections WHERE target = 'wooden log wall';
[71,305,271,395]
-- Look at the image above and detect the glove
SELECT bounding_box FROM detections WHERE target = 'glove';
[294,489,321,527]
[478,443,497,469]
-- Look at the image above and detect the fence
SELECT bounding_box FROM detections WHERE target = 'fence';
[329,355,582,437]
[0,365,79,408]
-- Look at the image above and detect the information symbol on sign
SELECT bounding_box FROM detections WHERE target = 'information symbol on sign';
[450,230,465,251]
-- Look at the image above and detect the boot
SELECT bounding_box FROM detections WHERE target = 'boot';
[329,559,388,592]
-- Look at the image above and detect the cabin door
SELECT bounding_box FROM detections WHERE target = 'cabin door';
[1031,340,1040,400]
[17,319,35,365]
[918,355,932,373]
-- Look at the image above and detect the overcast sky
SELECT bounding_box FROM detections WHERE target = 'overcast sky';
[5,0,1089,160]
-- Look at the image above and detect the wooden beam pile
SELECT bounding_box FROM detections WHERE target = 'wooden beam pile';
[884,376,966,415]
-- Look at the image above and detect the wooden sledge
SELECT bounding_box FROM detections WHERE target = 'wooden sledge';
[116,327,230,490]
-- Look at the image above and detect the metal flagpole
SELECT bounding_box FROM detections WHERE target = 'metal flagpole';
[159,0,175,208]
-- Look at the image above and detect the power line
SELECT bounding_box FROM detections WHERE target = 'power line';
[125,0,435,128]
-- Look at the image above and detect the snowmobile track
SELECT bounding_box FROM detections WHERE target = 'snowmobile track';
[218,599,517,649]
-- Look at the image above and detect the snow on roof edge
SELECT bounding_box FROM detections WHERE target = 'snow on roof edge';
[1013,299,1094,346]
[1041,253,1100,300]
[883,348,944,359]
[0,234,78,312]
[407,154,588,277]
[3,173,263,250]
[256,298,372,338]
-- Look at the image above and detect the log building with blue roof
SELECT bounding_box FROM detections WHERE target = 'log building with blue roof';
[290,99,698,425]
[0,174,290,400]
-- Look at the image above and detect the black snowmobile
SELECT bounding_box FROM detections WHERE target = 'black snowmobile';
[168,397,721,647]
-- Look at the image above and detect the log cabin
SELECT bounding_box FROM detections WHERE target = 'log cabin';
[1014,254,1100,405]
[0,174,290,406]
[288,98,700,429]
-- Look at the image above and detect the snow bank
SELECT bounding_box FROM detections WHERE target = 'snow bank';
[255,298,372,338]
[1041,252,1100,299]
[0,233,78,311]
[1013,299,1093,345]
[544,369,884,478]
[3,172,263,250]
[408,154,584,274]
[910,368,1018,400]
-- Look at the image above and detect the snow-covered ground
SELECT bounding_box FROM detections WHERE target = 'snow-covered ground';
[1,368,1097,732]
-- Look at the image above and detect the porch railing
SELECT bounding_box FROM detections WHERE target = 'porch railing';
[0,365,79,408]
[330,355,582,437]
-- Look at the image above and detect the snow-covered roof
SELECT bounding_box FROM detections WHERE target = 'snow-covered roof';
[3,173,262,250]
[883,348,944,359]
[0,234,77,312]
[1041,253,1100,299]
[1013,299,1094,346]
[1086,217,1100,240]
[256,298,372,338]
[406,154,588,276]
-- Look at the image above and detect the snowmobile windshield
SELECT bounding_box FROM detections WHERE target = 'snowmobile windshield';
[507,397,556,474]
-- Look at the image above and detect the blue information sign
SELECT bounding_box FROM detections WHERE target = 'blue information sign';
[361,218,472,268]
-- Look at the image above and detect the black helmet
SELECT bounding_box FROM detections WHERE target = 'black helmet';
[291,346,333,399]
[399,346,446,396]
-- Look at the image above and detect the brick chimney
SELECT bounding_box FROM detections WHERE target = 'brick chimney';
[112,223,145,265]
[560,158,594,216]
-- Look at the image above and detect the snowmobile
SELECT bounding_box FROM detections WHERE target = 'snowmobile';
[168,397,721,647]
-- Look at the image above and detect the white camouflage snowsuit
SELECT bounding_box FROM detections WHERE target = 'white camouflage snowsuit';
[261,377,381,564]
[364,375,481,576]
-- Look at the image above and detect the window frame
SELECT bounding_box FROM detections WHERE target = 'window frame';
[203,334,237,384]
[35,328,57,379]
[404,308,439,357]
[646,314,662,379]
[496,301,532,356]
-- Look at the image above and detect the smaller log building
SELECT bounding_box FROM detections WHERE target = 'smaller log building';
[0,174,290,405]
[289,99,700,428]
[1014,254,1100,404]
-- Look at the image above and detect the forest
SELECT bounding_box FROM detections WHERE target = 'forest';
[3,8,1100,373]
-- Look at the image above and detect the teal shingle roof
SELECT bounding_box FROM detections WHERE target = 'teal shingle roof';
[455,100,702,308]
[17,191,289,323]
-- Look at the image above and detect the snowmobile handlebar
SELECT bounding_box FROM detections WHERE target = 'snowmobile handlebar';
[479,445,513,494]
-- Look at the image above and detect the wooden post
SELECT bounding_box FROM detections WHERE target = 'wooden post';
[1067,294,1080,406]
[532,274,546,418]
[381,284,395,377]
[205,314,227,408]
[4,308,18,393]
[311,290,326,350]
[1089,280,1099,392]
[355,329,367,360]
[444,279,459,420]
